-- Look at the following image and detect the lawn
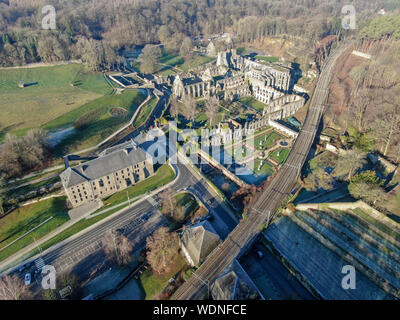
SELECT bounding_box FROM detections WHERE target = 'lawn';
[133,95,158,128]
[44,89,147,154]
[270,148,291,164]
[0,197,69,262]
[254,131,283,150]
[28,164,176,258]
[103,164,175,208]
[239,96,266,113]
[253,159,275,176]
[255,55,280,63]
[175,192,199,216]
[0,64,112,140]
[139,253,188,299]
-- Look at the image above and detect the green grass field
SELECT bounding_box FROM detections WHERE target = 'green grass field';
[270,148,291,164]
[133,95,158,128]
[0,64,112,140]
[0,197,69,262]
[253,159,275,176]
[254,131,284,150]
[44,89,146,154]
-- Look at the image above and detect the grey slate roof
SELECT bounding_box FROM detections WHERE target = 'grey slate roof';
[211,259,261,300]
[60,142,150,188]
[181,220,221,266]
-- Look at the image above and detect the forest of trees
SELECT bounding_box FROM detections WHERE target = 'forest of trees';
[1,0,399,69]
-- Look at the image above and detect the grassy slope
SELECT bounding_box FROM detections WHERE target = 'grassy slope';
[0,197,69,262]
[133,95,158,128]
[44,89,146,154]
[0,64,112,140]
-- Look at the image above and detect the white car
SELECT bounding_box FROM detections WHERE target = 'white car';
[24,273,31,286]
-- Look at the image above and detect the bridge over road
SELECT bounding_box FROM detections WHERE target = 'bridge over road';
[171,44,350,300]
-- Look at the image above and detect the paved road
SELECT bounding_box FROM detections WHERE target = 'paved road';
[171,44,350,300]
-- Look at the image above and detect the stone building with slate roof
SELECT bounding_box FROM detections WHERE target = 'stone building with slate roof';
[211,259,263,300]
[60,141,154,208]
[180,220,221,267]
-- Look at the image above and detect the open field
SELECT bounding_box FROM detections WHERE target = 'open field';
[44,89,146,154]
[0,197,69,262]
[0,64,112,140]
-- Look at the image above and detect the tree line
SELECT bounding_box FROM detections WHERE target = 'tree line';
[1,0,399,69]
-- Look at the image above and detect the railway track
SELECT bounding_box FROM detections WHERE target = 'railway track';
[171,45,349,300]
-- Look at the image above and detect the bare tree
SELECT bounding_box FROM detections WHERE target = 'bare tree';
[146,227,179,276]
[103,230,133,267]
[182,96,197,126]
[180,36,193,58]
[138,44,162,74]
[333,148,367,181]
[0,274,31,300]
[372,102,400,157]
[303,168,334,191]
[169,95,180,120]
[205,95,220,127]
[159,188,177,217]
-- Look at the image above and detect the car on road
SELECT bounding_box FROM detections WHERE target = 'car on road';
[256,250,264,259]
[24,273,31,286]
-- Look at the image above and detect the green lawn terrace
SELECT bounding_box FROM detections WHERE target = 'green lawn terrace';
[0,64,113,141]
[206,128,292,186]
[253,131,284,151]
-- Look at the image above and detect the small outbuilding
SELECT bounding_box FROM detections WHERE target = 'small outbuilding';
[180,220,221,267]
[211,259,263,300]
